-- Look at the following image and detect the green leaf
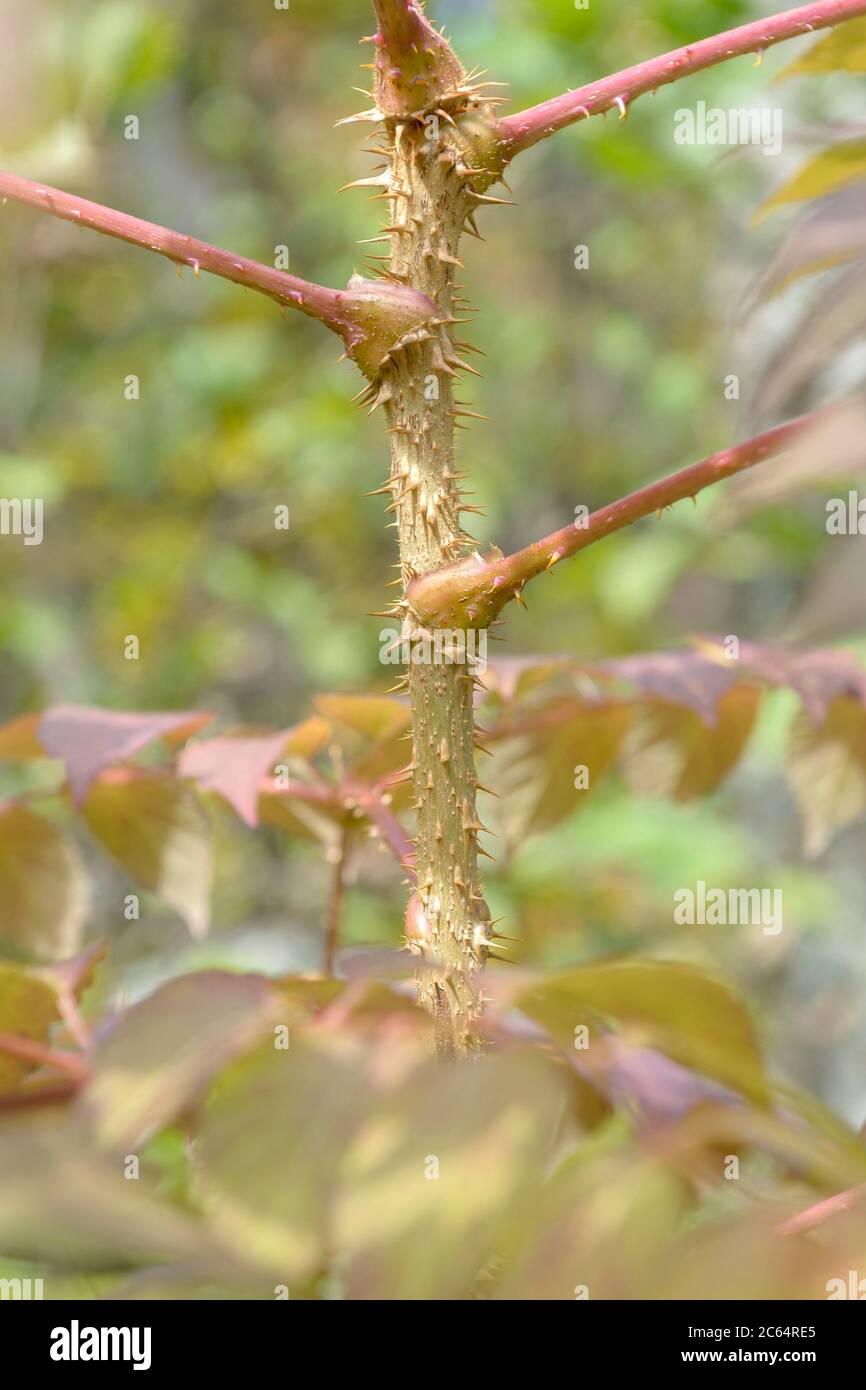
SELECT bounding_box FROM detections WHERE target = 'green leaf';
[0,963,59,1093]
[82,971,282,1149]
[514,960,768,1104]
[0,1112,217,1271]
[195,1036,374,1279]
[337,1049,567,1300]
[83,770,212,937]
[0,804,89,960]
[757,141,866,219]
[777,18,866,78]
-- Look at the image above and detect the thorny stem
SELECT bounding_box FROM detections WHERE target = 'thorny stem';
[498,0,866,161]
[2,0,863,1054]
[405,404,849,632]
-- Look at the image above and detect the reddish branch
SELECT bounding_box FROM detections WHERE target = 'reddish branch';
[0,1032,88,1080]
[498,0,866,160]
[776,1181,866,1235]
[406,404,844,631]
[0,171,436,378]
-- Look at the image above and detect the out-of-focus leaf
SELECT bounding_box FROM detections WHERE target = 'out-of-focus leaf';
[756,141,866,219]
[195,1036,375,1280]
[752,258,866,416]
[621,686,761,800]
[0,1112,219,1271]
[491,1145,686,1301]
[513,960,768,1103]
[777,17,866,78]
[313,695,408,743]
[82,971,283,1149]
[787,695,866,855]
[338,1049,567,1300]
[596,650,742,722]
[747,186,866,306]
[0,713,45,759]
[571,1035,743,1131]
[82,770,212,937]
[0,963,59,1093]
[178,719,328,827]
[490,699,631,843]
[482,656,574,704]
[732,639,866,722]
[37,705,211,803]
[313,693,411,784]
[0,803,89,960]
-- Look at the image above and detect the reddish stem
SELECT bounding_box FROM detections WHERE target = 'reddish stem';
[0,1031,88,1080]
[776,1182,866,1235]
[0,170,437,376]
[406,404,846,630]
[499,0,866,159]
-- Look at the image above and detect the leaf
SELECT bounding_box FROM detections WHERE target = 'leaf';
[82,971,282,1149]
[752,258,866,416]
[621,686,761,801]
[734,639,866,722]
[595,650,743,722]
[82,770,212,937]
[0,803,89,960]
[514,960,768,1103]
[37,704,211,802]
[0,963,59,1093]
[337,1050,567,1300]
[777,18,866,78]
[178,720,328,828]
[0,1111,218,1271]
[313,693,411,784]
[195,1036,375,1279]
[747,186,866,306]
[756,140,866,219]
[0,713,44,759]
[787,695,866,855]
[491,699,631,842]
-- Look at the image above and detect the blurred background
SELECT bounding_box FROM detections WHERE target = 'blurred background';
[1,1,865,1124]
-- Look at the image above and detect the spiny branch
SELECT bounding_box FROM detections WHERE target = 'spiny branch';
[498,0,866,162]
[406,403,847,631]
[0,170,437,379]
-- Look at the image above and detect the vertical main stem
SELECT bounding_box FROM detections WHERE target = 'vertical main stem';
[379,118,489,1053]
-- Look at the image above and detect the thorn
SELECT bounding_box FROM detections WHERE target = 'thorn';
[467,192,516,207]
[338,174,391,193]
